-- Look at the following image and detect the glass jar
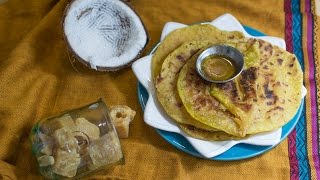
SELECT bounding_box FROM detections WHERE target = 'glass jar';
[30,99,124,179]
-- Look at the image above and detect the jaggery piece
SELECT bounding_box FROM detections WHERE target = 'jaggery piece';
[55,115,76,129]
[109,105,136,138]
[52,149,81,178]
[75,117,100,140]
[42,115,76,135]
[114,120,130,139]
[53,128,78,153]
[37,155,55,167]
[38,133,54,155]
[88,132,123,169]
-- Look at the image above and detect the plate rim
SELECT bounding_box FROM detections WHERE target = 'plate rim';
[136,25,304,160]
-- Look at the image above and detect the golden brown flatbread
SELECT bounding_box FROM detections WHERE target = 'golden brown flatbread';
[155,41,220,132]
[247,40,303,133]
[152,24,303,141]
[152,24,245,82]
[177,51,244,137]
[210,39,303,134]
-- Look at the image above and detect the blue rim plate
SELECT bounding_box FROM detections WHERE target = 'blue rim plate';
[137,26,305,160]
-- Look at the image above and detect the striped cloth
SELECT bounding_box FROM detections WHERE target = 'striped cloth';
[285,0,320,179]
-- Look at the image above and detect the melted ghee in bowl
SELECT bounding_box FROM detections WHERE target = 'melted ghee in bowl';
[201,55,236,81]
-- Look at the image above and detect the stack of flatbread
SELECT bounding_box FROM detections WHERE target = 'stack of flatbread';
[152,24,303,140]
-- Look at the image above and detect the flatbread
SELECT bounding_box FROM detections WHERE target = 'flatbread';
[210,39,261,131]
[177,50,244,137]
[210,39,303,134]
[176,38,261,137]
[152,24,245,82]
[153,24,303,140]
[247,40,303,133]
[155,41,220,131]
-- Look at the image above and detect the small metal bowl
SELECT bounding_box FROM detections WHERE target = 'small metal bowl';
[196,45,244,83]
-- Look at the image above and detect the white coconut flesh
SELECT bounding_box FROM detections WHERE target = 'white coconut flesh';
[64,0,148,70]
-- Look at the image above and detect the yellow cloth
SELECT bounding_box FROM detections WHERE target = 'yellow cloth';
[0,0,292,179]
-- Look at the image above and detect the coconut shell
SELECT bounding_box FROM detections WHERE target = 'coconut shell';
[62,0,149,72]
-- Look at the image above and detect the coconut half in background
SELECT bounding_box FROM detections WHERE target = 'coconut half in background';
[63,0,149,71]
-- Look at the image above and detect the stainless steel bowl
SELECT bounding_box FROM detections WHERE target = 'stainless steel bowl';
[196,45,244,83]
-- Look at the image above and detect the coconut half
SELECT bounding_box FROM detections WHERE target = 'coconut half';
[63,0,149,71]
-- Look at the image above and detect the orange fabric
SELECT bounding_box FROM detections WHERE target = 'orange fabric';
[0,0,294,179]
